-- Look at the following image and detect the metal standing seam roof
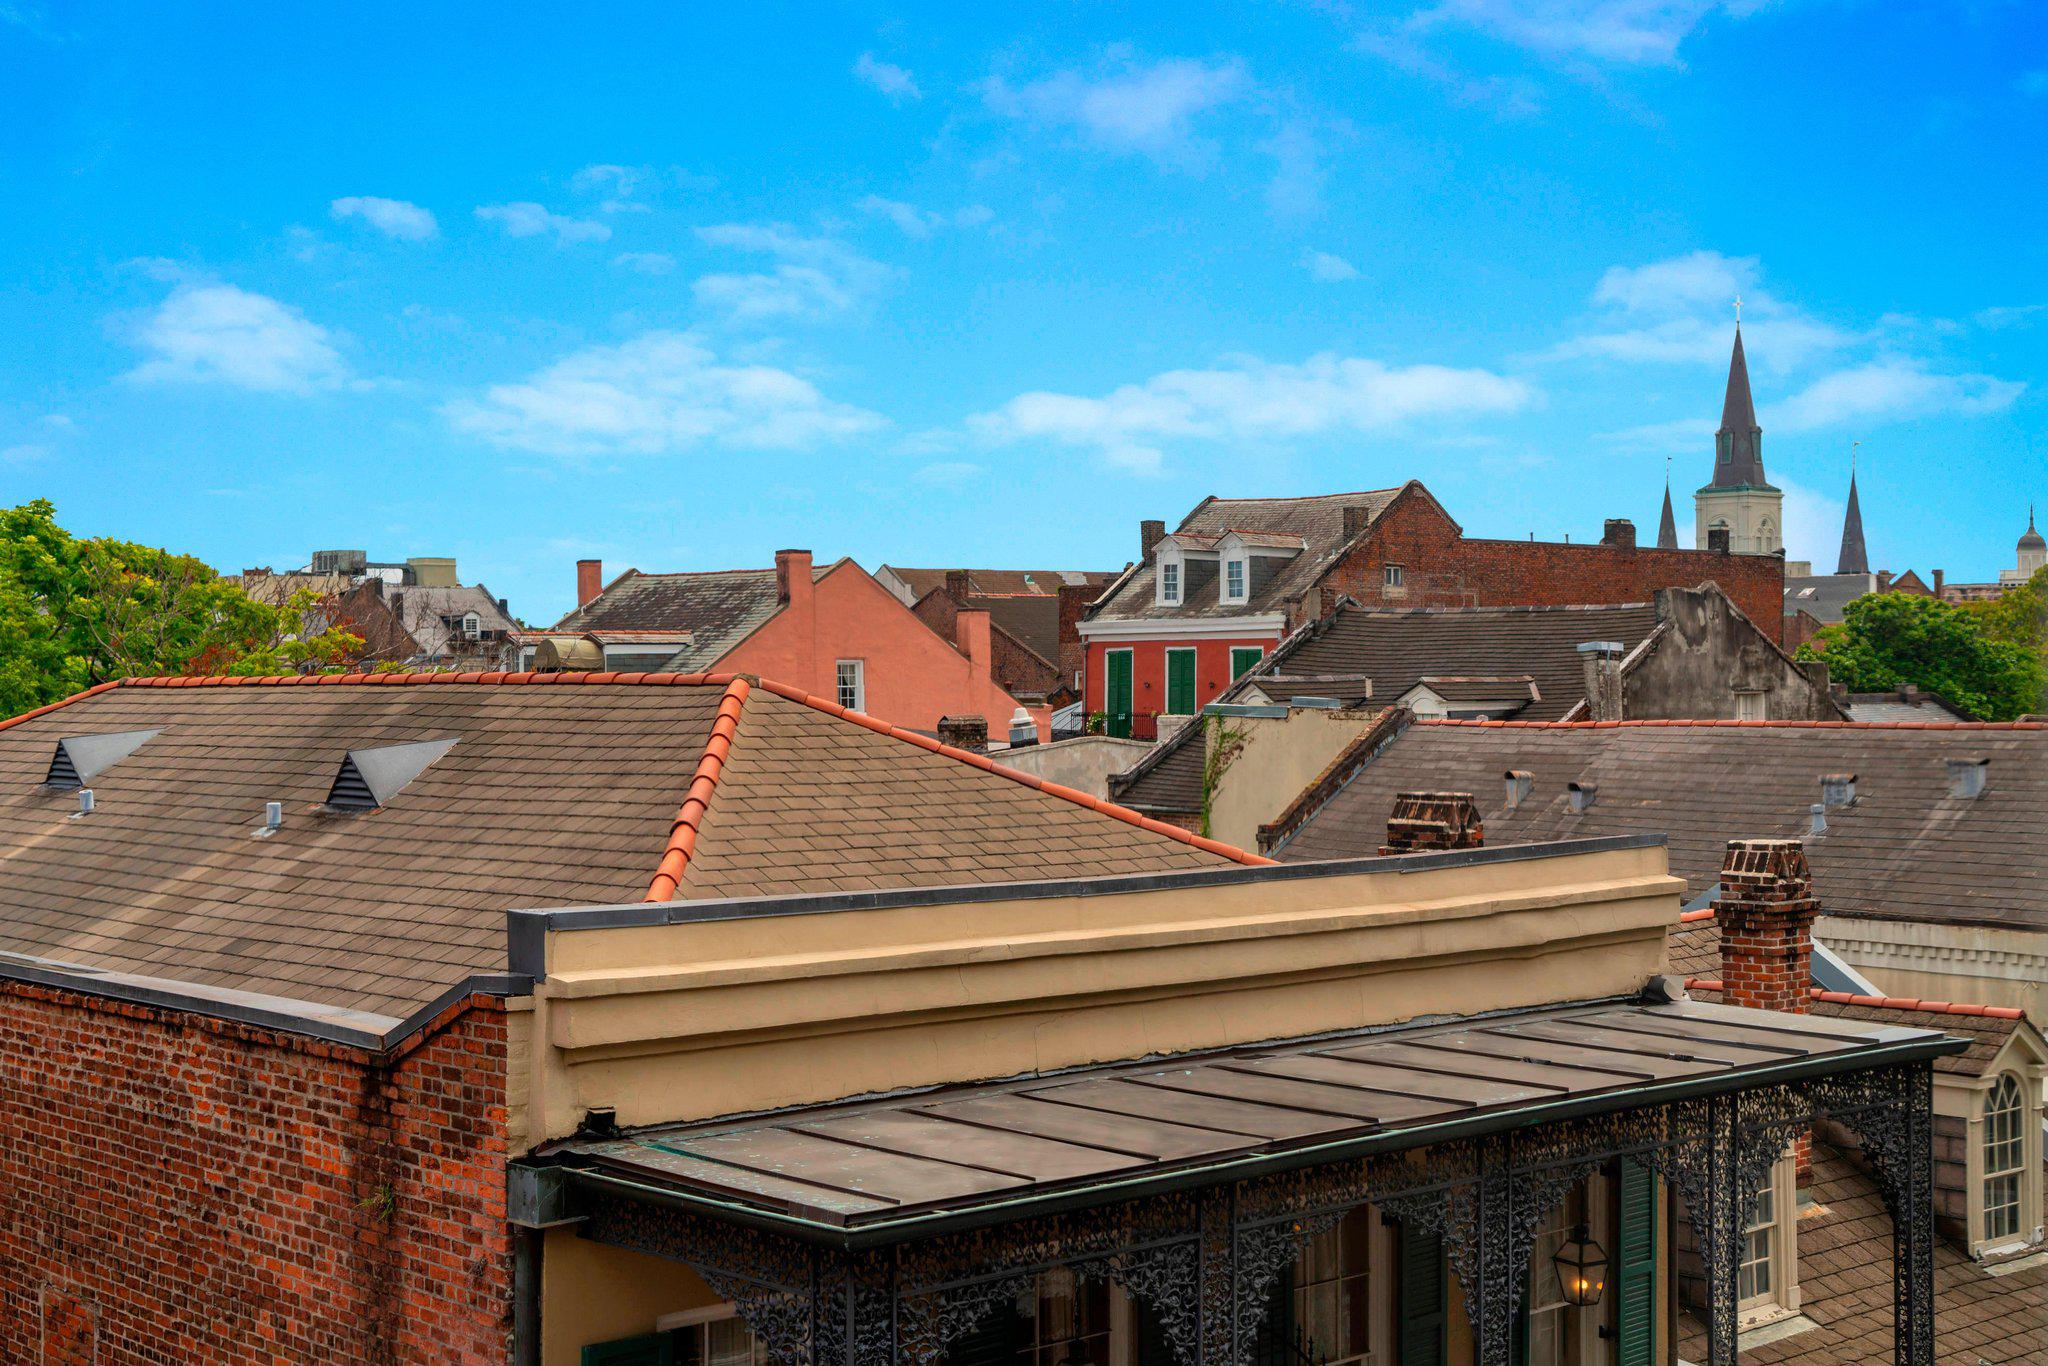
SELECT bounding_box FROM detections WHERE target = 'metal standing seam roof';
[0,672,1255,1021]
[558,996,1959,1238]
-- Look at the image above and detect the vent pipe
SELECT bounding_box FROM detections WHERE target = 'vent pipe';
[1946,758,1988,800]
[253,800,284,838]
[1819,773,1857,810]
[1567,781,1598,813]
[1504,770,1533,810]
[1809,802,1827,837]
[71,789,94,820]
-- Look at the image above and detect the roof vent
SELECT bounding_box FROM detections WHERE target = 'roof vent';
[1819,773,1857,809]
[1504,770,1533,810]
[1809,802,1827,837]
[42,729,160,791]
[1945,758,1988,800]
[1567,781,1598,813]
[324,738,459,812]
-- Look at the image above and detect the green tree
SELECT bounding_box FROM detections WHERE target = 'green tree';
[1797,590,2044,721]
[0,500,364,717]
[1963,564,2048,657]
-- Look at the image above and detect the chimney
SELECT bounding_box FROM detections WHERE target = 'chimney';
[1576,641,1626,722]
[1877,570,1895,593]
[1933,569,1945,598]
[937,715,988,754]
[775,549,814,606]
[944,569,974,601]
[1717,839,1818,1016]
[1946,758,1988,800]
[1380,792,1483,855]
[956,607,992,680]
[576,559,603,608]
[1141,520,1166,560]
[1707,527,1731,553]
[1602,518,1637,550]
[1342,504,1374,540]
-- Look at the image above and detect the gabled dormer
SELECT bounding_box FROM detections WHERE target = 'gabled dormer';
[1213,531,1306,606]
[1153,533,1221,608]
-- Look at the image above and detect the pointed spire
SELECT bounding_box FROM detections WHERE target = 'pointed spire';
[1657,463,1678,550]
[1709,326,1769,489]
[1836,462,1869,575]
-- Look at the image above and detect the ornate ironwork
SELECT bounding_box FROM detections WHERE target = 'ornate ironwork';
[575,1067,1939,1366]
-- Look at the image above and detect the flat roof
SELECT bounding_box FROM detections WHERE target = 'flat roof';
[552,992,1960,1243]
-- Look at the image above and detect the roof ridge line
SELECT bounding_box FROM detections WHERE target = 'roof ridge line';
[1684,977,2026,1021]
[0,680,123,735]
[92,670,732,691]
[1416,717,2046,731]
[646,676,752,902]
[747,678,1269,867]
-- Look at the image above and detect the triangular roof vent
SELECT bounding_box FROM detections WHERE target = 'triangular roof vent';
[324,738,459,812]
[42,729,161,790]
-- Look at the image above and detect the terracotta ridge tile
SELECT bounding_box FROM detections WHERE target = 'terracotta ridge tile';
[645,676,752,902]
[747,678,1270,866]
[1418,717,2045,731]
[1684,977,2026,1021]
[1677,907,1717,923]
[0,679,122,733]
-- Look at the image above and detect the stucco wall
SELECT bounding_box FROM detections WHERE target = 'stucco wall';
[721,560,1034,738]
[1204,708,1390,852]
[1624,587,1838,721]
[1818,916,2048,1022]
[993,733,1155,799]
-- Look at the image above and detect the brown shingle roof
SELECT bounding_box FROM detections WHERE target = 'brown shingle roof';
[882,568,1115,599]
[0,674,1253,1020]
[1274,718,2048,932]
[551,563,836,670]
[1088,488,1406,623]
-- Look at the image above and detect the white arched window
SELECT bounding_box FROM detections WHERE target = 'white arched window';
[1984,1073,2027,1243]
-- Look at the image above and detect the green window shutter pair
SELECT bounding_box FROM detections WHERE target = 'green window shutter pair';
[1165,650,1197,714]
[1230,647,1264,681]
[1397,1222,1447,1366]
[1614,1159,1659,1366]
[1105,650,1134,737]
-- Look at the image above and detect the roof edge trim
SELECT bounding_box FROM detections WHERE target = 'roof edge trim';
[646,676,752,901]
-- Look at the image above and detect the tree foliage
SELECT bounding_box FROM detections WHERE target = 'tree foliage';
[0,500,364,717]
[1796,588,2044,721]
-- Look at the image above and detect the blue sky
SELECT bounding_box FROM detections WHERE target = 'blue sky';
[4,1,2044,624]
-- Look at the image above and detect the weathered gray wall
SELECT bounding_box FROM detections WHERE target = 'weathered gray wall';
[1625,587,1840,721]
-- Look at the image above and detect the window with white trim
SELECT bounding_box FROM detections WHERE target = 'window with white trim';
[460,611,481,640]
[1224,557,1247,603]
[1984,1073,2027,1243]
[836,659,865,712]
[1735,690,1767,721]
[1160,560,1181,604]
[649,1303,768,1364]
[1383,564,1405,589]
[1737,1181,1777,1305]
[1732,1151,1799,1321]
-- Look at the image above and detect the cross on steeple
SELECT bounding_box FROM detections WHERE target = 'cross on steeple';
[1734,294,1743,324]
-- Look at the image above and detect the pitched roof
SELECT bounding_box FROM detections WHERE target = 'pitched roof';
[550,563,835,670]
[882,568,1114,599]
[1708,327,1769,489]
[0,675,1254,1021]
[1782,572,1877,626]
[1841,689,1976,724]
[1271,716,2048,932]
[1685,975,2023,1076]
[1087,487,1408,624]
[1836,470,1869,575]
[1657,482,1679,550]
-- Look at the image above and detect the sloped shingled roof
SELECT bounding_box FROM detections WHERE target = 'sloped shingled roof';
[0,675,1253,1020]
[1273,717,2048,931]
[1088,488,1405,624]
[550,563,836,671]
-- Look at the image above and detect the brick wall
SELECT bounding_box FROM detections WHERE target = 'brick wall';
[0,981,512,1364]
[1313,496,1787,643]
[911,589,1062,701]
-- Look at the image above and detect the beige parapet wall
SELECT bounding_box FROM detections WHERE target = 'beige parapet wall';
[506,837,1685,1150]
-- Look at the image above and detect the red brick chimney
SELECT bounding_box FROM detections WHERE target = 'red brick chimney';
[576,559,603,609]
[1716,839,1818,1015]
[774,549,813,607]
[945,569,974,601]
[1381,792,1484,855]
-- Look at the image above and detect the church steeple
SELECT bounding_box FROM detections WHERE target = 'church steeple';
[1836,461,1869,575]
[1708,326,1770,490]
[1656,466,1678,549]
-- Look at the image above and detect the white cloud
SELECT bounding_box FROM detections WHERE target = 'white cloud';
[856,195,995,238]
[1411,1,1771,67]
[613,251,677,275]
[972,351,1532,472]
[1302,249,1360,282]
[692,222,888,322]
[444,331,884,456]
[475,201,611,244]
[1549,251,1854,369]
[124,282,347,393]
[1767,361,2024,433]
[854,52,921,102]
[329,196,438,241]
[985,55,1251,164]
[572,164,652,213]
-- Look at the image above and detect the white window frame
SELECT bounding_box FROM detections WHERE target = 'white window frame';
[1223,556,1248,604]
[1734,690,1768,721]
[835,659,866,713]
[460,611,482,640]
[1383,563,1405,594]
[1736,1151,1801,1325]
[1969,1068,2043,1255]
[1156,545,1185,607]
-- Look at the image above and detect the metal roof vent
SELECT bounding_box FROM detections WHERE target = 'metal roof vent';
[42,729,160,791]
[1567,781,1598,813]
[1504,770,1534,810]
[1945,758,1988,800]
[324,738,459,813]
[1819,773,1857,809]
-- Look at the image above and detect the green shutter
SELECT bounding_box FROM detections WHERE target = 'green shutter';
[1166,650,1197,714]
[581,1330,679,1366]
[1615,1160,1659,1366]
[1105,651,1133,738]
[1397,1223,1447,1366]
[1230,646,1264,681]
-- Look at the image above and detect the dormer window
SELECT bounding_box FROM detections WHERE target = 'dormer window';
[1983,1073,2027,1244]
[1159,560,1181,606]
[461,611,481,640]
[1223,557,1246,603]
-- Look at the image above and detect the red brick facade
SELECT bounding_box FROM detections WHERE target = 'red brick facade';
[0,982,513,1364]
[1315,493,1786,644]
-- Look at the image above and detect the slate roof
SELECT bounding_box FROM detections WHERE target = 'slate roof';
[882,568,1114,599]
[1108,599,1662,814]
[1087,488,1406,624]
[1842,690,1976,724]
[550,563,836,671]
[1272,717,2048,932]
[957,592,1062,667]
[1783,572,1876,627]
[1677,1139,2048,1364]
[0,675,1251,1021]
